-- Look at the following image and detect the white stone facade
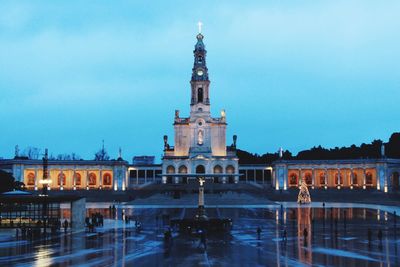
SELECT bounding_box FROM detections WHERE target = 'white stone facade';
[162,32,238,183]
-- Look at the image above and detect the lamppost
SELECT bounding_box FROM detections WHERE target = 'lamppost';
[38,148,52,236]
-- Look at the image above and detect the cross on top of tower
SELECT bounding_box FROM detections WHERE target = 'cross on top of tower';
[198,21,203,34]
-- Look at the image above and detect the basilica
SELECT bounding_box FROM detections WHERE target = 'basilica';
[0,29,400,193]
[161,31,239,184]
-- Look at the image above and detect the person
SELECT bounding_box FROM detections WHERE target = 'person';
[368,228,372,245]
[378,229,382,243]
[257,226,262,240]
[112,205,116,217]
[283,228,287,242]
[198,229,207,251]
[164,228,172,248]
[63,219,69,233]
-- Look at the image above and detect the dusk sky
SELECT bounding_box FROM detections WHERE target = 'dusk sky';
[1,1,399,162]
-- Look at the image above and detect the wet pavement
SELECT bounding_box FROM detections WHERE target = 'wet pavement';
[0,203,399,266]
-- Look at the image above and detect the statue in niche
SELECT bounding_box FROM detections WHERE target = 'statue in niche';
[198,130,203,145]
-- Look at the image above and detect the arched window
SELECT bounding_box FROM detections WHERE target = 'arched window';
[226,165,235,174]
[198,88,203,103]
[305,173,312,185]
[178,165,188,174]
[196,165,205,174]
[27,172,35,185]
[167,166,175,174]
[319,173,326,185]
[366,172,373,184]
[352,173,358,185]
[74,173,82,186]
[214,165,223,174]
[58,172,66,186]
[103,173,112,186]
[89,173,97,185]
[198,56,203,63]
[289,173,298,185]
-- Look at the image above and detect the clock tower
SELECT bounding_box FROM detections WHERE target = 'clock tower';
[190,33,210,115]
[162,26,239,184]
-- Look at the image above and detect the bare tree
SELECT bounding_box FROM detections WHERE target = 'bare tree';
[94,140,109,161]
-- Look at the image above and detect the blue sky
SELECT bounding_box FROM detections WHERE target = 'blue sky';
[0,1,399,162]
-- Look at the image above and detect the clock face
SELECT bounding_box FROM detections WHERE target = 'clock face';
[197,69,204,76]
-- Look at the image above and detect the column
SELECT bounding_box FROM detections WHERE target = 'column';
[350,167,354,189]
[86,169,89,190]
[298,169,302,186]
[363,168,367,189]
[99,167,103,189]
[324,168,328,189]
[312,168,315,189]
[60,168,64,190]
[34,168,38,191]
[337,168,341,189]
[145,170,147,183]
[136,169,139,185]
[153,170,156,182]
[245,170,248,183]
[73,168,76,190]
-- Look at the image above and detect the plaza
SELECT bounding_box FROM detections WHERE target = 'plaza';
[0,1,399,266]
[0,203,399,266]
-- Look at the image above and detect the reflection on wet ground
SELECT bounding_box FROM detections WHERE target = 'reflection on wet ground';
[0,203,399,266]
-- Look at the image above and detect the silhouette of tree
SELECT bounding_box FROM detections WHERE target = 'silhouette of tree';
[0,170,25,193]
[237,132,400,164]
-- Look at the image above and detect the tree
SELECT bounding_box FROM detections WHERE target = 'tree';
[94,148,110,161]
[0,170,20,193]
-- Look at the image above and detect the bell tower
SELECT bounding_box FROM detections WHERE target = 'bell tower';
[190,24,210,115]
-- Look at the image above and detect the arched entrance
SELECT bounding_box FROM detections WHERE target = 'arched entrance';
[392,172,399,191]
[213,165,223,183]
[226,165,235,184]
[179,165,188,183]
[196,165,205,174]
[166,165,175,184]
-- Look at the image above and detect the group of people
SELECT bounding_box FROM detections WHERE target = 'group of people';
[14,218,70,239]
[85,213,104,232]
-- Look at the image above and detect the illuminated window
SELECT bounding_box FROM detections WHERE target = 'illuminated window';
[103,173,112,185]
[305,173,312,185]
[27,172,35,185]
[289,173,298,185]
[89,173,97,185]
[58,173,66,186]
